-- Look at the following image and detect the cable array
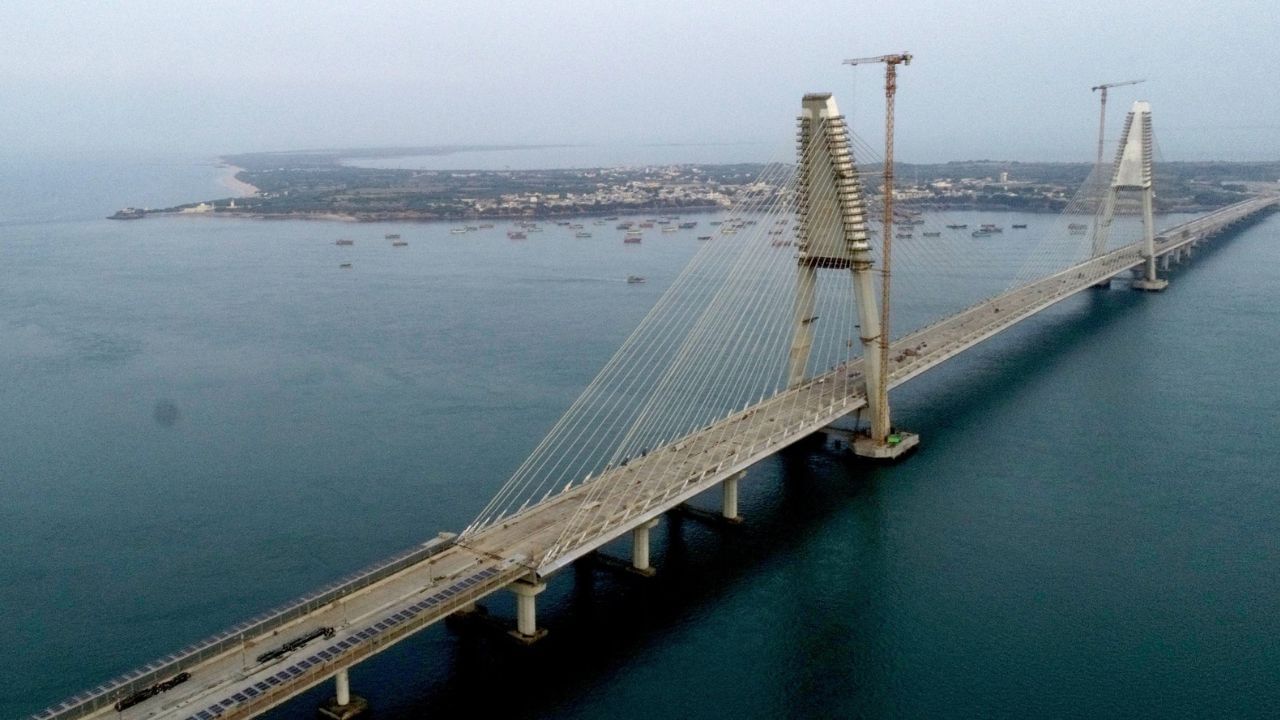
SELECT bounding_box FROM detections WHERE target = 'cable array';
[461,106,1169,567]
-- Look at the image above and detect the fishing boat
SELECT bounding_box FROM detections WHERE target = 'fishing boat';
[679,221,697,229]
[507,231,527,240]
[1012,223,1027,229]
[661,226,677,233]
[575,231,592,238]
[980,223,1003,233]
[946,224,968,229]
[478,223,494,229]
[335,239,354,246]
[972,229,994,238]
[339,262,353,268]
[923,231,941,237]
[450,227,467,234]
[392,240,408,247]
[697,235,712,241]
[624,231,642,244]
[384,233,401,240]
[627,275,646,284]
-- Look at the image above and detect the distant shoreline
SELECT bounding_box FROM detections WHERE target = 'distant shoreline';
[218,164,259,197]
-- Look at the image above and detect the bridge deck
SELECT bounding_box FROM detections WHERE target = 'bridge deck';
[40,196,1276,720]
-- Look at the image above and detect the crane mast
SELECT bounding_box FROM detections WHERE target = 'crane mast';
[1091,79,1146,170]
[842,52,911,447]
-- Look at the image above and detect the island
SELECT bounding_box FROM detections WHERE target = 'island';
[110,146,1280,222]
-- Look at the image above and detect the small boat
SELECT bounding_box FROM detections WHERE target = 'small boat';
[450,227,467,234]
[392,240,408,246]
[639,222,654,229]
[710,221,723,226]
[697,235,712,241]
[661,226,677,233]
[972,229,994,238]
[575,231,592,238]
[627,275,646,284]
[980,224,1003,233]
[624,232,642,244]
[384,233,401,240]
[604,216,619,221]
[923,231,941,237]
[335,239,354,246]
[339,262,353,268]
[1012,224,1027,229]
[478,223,494,229]
[616,223,632,230]
[946,224,968,229]
[895,233,913,239]
[507,231,527,240]
[679,221,697,229]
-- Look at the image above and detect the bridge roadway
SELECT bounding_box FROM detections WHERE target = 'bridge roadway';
[36,196,1276,720]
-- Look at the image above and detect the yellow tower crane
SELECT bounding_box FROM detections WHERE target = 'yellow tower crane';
[1092,79,1146,169]
[842,52,911,448]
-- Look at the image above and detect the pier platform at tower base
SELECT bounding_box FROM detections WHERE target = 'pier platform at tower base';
[1132,278,1169,292]
[853,431,920,460]
[319,695,368,720]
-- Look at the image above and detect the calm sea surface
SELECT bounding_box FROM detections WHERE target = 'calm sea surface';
[2,152,1278,719]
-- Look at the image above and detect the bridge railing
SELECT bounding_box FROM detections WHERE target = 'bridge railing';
[30,533,457,720]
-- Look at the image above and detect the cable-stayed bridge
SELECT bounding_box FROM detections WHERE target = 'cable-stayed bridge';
[32,94,1278,720]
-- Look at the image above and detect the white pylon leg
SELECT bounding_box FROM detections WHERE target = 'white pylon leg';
[786,264,818,387]
[1133,182,1168,291]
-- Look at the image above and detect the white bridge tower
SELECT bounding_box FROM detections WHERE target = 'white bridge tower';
[788,93,917,460]
[1092,100,1167,291]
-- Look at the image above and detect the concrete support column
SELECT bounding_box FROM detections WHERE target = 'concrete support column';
[319,668,368,719]
[508,578,547,643]
[335,669,350,707]
[631,518,660,575]
[1132,188,1168,291]
[722,472,743,523]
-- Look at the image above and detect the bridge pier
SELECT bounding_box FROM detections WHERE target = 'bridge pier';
[721,472,743,523]
[508,578,548,644]
[630,518,660,576]
[318,669,368,720]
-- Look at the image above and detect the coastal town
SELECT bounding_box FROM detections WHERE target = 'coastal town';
[111,148,1279,222]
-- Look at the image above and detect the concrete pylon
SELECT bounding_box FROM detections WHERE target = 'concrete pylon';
[1092,101,1167,291]
[789,93,916,460]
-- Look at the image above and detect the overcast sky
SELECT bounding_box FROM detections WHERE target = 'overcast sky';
[2,0,1276,162]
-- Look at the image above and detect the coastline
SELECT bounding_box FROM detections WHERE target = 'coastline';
[218,164,259,197]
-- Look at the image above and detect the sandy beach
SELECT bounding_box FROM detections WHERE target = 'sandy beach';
[218,164,259,197]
